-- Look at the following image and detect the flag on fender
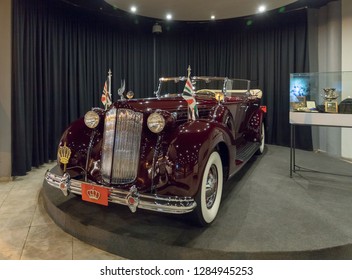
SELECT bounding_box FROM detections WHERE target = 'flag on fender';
[101,70,112,109]
[101,80,111,106]
[182,67,198,120]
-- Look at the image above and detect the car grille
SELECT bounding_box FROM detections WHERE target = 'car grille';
[101,108,143,184]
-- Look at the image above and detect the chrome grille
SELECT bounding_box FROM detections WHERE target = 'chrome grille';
[101,108,143,184]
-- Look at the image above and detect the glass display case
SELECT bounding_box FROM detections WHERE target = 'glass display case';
[289,71,352,114]
[289,71,352,177]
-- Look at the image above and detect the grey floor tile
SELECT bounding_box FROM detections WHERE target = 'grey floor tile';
[0,193,9,206]
[0,198,37,214]
[72,238,125,260]
[5,190,40,204]
[31,197,54,227]
[21,240,73,260]
[12,177,46,192]
[0,182,14,206]
[0,249,22,260]
[0,163,127,260]
[11,180,42,190]
[0,211,34,230]
[26,224,73,243]
[0,227,29,253]
[11,182,43,195]
[0,181,15,189]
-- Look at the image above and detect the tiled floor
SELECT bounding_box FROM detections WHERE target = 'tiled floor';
[0,163,125,260]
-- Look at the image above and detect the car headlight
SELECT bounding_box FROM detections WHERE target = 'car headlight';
[147,113,165,133]
[84,110,100,129]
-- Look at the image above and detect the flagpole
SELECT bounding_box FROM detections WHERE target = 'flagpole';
[187,65,191,78]
[108,69,112,109]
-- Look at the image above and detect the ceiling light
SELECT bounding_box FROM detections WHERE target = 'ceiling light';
[166,13,172,20]
[130,6,137,13]
[211,15,215,20]
[258,5,266,13]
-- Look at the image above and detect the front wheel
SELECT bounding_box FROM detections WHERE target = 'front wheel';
[193,151,223,226]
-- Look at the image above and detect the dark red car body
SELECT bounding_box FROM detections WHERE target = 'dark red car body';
[45,76,265,225]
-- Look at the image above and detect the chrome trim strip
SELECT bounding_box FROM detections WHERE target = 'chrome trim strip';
[44,170,196,214]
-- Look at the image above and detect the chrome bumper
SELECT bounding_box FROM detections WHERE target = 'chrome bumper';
[44,170,196,214]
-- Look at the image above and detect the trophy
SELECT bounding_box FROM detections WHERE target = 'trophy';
[322,88,339,113]
[322,88,339,101]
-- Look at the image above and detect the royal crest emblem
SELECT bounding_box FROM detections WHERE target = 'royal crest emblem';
[87,188,101,200]
[57,143,71,172]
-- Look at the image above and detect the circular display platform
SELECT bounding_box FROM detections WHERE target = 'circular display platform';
[42,145,352,259]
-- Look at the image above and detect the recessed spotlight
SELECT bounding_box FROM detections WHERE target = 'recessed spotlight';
[211,15,215,20]
[130,6,137,13]
[166,13,172,20]
[278,6,286,13]
[258,5,266,13]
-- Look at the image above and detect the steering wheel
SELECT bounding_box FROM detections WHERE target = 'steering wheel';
[195,89,217,97]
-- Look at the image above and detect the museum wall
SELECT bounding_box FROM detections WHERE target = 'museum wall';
[0,0,12,181]
[341,0,352,160]
[309,0,352,160]
[317,0,342,158]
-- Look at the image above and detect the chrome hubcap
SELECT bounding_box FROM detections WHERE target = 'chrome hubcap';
[205,164,218,209]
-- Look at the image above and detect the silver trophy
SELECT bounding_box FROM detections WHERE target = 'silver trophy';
[322,88,339,101]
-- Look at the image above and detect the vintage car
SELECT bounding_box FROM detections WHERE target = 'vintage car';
[44,73,265,226]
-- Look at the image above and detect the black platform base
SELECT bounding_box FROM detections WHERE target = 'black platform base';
[42,145,352,259]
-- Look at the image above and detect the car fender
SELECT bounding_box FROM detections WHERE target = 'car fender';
[57,111,105,178]
[161,120,234,197]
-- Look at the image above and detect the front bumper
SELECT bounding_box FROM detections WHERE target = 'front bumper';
[44,169,197,214]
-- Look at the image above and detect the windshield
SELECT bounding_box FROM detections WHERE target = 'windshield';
[155,77,251,97]
[157,78,186,96]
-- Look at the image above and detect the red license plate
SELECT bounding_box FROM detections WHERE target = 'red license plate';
[81,183,109,206]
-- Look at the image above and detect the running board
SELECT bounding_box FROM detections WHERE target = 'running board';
[235,142,260,164]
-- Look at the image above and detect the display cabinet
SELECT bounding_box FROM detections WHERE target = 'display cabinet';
[290,71,352,114]
[289,71,352,177]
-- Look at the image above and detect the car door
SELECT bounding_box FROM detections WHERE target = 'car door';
[223,91,248,143]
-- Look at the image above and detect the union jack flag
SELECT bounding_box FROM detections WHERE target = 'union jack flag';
[101,70,112,109]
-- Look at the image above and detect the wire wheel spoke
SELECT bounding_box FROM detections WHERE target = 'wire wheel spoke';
[205,164,218,209]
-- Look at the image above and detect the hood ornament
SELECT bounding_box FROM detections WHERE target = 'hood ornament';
[118,79,126,100]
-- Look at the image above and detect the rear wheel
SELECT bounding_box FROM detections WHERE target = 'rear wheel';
[256,122,265,155]
[193,151,223,226]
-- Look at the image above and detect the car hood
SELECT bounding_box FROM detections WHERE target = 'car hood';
[112,96,218,120]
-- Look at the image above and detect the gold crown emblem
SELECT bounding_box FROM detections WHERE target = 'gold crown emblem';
[58,143,71,172]
[58,143,71,164]
[87,188,101,200]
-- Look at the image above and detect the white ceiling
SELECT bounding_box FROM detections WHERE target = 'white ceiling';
[104,0,298,21]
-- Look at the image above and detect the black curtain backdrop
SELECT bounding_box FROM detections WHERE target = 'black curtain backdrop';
[12,0,312,176]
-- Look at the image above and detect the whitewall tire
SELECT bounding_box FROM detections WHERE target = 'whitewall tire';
[194,150,223,226]
[256,122,265,155]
